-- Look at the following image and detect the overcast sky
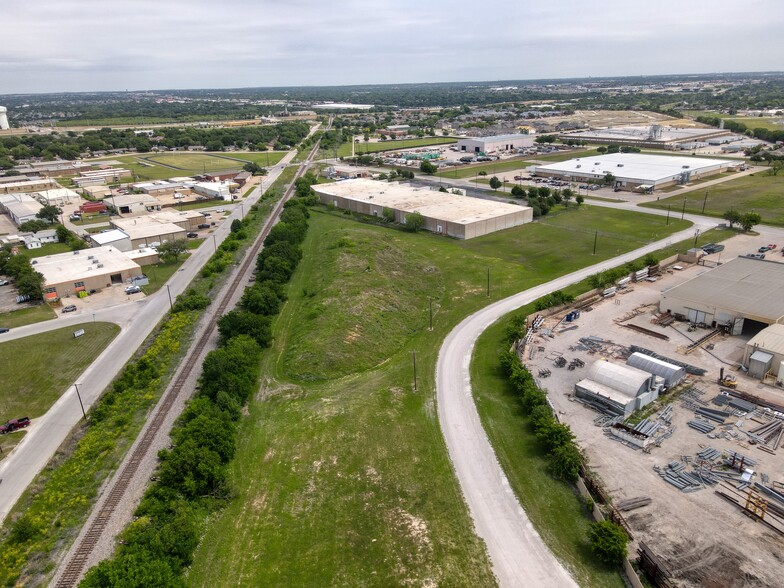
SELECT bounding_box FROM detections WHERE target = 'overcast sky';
[1,0,783,95]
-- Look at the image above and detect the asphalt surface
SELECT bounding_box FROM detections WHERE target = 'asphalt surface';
[0,152,297,523]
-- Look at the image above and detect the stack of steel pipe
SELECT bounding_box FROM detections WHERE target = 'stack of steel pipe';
[688,419,716,434]
[748,419,784,450]
[695,406,730,424]
[697,447,721,461]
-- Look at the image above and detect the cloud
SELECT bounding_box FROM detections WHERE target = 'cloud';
[0,0,782,93]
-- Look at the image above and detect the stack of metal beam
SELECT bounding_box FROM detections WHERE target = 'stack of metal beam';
[688,419,716,434]
[694,406,730,424]
[748,419,784,450]
[633,418,661,437]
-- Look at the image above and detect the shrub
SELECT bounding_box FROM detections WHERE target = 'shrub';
[588,520,628,565]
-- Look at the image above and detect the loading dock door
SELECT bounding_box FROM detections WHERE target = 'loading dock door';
[687,309,707,324]
[110,273,122,284]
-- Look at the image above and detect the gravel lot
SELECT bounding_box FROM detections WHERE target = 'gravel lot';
[524,241,784,588]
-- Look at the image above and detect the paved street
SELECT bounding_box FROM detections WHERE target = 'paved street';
[0,151,297,523]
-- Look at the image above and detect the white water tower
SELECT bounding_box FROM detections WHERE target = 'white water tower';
[0,106,9,130]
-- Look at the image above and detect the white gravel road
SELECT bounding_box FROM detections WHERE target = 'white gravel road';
[436,220,715,587]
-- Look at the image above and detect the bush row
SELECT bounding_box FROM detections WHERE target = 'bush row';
[0,312,198,586]
[499,348,582,482]
[81,199,312,586]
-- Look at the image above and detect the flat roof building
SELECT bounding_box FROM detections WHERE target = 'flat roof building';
[35,188,79,206]
[111,217,187,248]
[110,193,162,215]
[456,134,535,154]
[0,178,59,195]
[743,324,784,381]
[313,179,532,239]
[660,257,784,334]
[35,246,143,299]
[559,125,731,148]
[531,153,736,191]
[87,229,132,251]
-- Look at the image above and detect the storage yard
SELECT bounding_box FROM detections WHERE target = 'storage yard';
[520,246,784,587]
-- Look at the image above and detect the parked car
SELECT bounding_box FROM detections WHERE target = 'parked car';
[215,207,225,213]
[62,304,77,313]
[758,246,771,252]
[702,243,725,254]
[767,244,777,250]
[186,232,198,238]
[0,327,9,334]
[0,279,9,286]
[0,417,31,434]
[125,286,141,294]
[747,252,766,259]
[197,223,210,229]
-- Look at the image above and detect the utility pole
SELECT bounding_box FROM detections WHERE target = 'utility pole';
[666,204,671,226]
[486,268,490,297]
[166,285,173,309]
[213,234,217,252]
[694,229,701,248]
[74,383,86,420]
[412,351,418,391]
[702,191,708,214]
[593,230,598,255]
[428,297,433,331]
[681,199,686,220]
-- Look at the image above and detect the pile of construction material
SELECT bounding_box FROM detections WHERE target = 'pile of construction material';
[654,447,746,492]
[747,419,783,451]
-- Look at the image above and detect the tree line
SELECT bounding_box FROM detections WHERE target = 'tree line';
[81,196,314,586]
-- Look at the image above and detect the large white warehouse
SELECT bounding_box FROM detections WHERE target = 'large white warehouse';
[313,179,532,239]
[456,134,535,154]
[530,153,737,191]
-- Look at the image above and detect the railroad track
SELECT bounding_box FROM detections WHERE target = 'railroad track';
[54,137,324,587]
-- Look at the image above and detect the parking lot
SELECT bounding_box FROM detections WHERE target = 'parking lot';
[522,238,784,587]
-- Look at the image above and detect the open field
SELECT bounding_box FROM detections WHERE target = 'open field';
[338,136,456,158]
[437,158,534,179]
[141,256,190,294]
[0,322,120,419]
[20,243,71,258]
[109,151,285,181]
[641,172,784,226]
[187,205,691,586]
[0,304,57,328]
[682,110,784,132]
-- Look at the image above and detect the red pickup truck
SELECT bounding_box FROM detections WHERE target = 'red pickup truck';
[0,417,31,434]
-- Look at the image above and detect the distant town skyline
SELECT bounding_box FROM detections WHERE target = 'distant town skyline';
[2,0,783,95]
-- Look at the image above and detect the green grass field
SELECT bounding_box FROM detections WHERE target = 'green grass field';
[187,204,690,587]
[141,257,190,294]
[110,152,285,181]
[338,137,456,158]
[437,159,532,179]
[641,172,784,226]
[20,243,71,259]
[682,110,784,132]
[0,322,120,420]
[0,304,56,329]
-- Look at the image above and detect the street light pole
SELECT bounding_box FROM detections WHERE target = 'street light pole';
[74,383,86,420]
[593,230,598,255]
[213,234,217,252]
[681,199,686,220]
[166,284,173,309]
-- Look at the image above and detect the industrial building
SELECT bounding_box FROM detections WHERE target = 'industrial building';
[575,360,658,417]
[558,125,732,149]
[313,179,533,239]
[87,229,132,251]
[110,193,162,215]
[192,181,232,200]
[743,324,784,382]
[456,134,535,154]
[530,153,737,191]
[36,246,144,300]
[660,257,784,334]
[110,217,187,248]
[35,188,79,206]
[0,106,9,130]
[626,352,686,388]
[0,178,59,195]
[0,193,44,226]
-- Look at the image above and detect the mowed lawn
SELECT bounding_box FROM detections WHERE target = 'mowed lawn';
[112,151,285,181]
[187,205,689,587]
[641,172,784,226]
[338,136,456,158]
[0,304,56,329]
[0,322,120,419]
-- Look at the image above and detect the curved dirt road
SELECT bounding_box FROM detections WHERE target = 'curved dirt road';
[437,222,710,587]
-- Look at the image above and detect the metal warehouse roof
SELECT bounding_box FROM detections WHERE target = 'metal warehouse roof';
[34,246,140,285]
[585,360,652,398]
[626,352,686,385]
[661,257,784,323]
[460,134,533,142]
[747,324,784,356]
[314,178,530,225]
[532,153,734,183]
